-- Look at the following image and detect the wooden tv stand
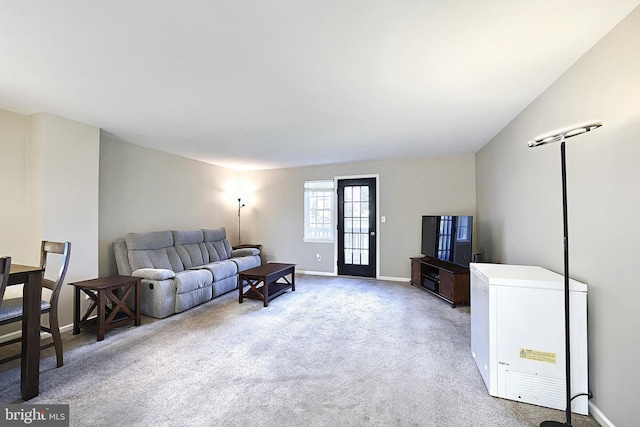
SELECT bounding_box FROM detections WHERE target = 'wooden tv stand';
[410,257,470,307]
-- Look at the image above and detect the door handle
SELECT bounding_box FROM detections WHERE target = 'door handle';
[370,231,376,236]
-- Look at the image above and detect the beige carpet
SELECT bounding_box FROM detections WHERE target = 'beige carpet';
[0,275,600,426]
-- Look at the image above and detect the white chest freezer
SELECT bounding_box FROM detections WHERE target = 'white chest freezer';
[470,263,588,415]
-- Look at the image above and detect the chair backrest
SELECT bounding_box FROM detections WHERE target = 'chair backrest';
[0,256,11,308]
[40,242,71,304]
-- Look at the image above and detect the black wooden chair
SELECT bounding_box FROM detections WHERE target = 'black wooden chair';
[0,256,11,309]
[0,241,71,367]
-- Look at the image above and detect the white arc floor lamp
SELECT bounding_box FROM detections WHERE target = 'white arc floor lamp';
[528,120,602,427]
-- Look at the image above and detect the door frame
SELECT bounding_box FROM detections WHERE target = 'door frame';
[333,174,380,278]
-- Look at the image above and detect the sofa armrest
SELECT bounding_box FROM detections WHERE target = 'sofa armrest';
[132,268,176,281]
[231,248,260,257]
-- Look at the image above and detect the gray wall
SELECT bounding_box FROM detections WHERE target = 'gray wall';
[98,137,476,280]
[243,156,476,278]
[99,134,240,275]
[0,111,99,336]
[0,109,28,260]
[475,6,640,426]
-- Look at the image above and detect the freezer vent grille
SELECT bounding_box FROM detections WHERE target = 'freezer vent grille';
[505,371,564,410]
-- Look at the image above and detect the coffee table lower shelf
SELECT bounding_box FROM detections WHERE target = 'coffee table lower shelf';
[242,282,291,301]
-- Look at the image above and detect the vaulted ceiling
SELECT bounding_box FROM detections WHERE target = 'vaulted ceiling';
[1,1,638,170]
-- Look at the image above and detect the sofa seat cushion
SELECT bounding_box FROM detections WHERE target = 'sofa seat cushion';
[174,269,213,294]
[200,260,238,281]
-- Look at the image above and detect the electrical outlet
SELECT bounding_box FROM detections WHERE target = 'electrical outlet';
[316,253,321,262]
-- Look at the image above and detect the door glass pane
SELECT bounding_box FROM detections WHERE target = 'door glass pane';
[345,218,353,232]
[361,202,369,215]
[353,201,361,217]
[361,250,369,265]
[360,234,369,250]
[345,202,353,217]
[352,218,360,235]
[352,249,360,265]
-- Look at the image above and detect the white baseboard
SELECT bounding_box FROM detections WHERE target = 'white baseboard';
[589,401,616,427]
[298,270,410,283]
[0,323,74,344]
[297,270,336,276]
[378,275,410,282]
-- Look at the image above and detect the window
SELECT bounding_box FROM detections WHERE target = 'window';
[304,180,334,242]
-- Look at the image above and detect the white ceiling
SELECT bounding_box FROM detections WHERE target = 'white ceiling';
[1,1,638,170]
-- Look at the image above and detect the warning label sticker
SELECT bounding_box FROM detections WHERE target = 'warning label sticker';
[519,348,556,364]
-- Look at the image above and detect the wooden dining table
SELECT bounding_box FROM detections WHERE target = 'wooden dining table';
[7,263,45,400]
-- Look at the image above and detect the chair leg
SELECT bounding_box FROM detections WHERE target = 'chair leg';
[48,311,64,368]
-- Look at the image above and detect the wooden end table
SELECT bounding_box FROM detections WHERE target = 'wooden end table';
[69,275,141,341]
[238,263,295,307]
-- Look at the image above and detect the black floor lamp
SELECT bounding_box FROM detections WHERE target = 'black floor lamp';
[237,198,245,246]
[528,120,602,427]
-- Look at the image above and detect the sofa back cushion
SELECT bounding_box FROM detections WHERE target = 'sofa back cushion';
[173,230,209,268]
[202,228,232,261]
[126,231,185,272]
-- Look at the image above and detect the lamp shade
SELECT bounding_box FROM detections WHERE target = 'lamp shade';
[528,120,602,147]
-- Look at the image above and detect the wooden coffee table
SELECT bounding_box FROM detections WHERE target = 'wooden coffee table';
[238,263,295,307]
[70,275,141,341]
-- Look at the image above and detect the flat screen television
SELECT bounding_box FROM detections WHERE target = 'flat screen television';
[421,215,473,268]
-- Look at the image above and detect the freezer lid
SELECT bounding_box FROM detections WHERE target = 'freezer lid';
[470,263,587,292]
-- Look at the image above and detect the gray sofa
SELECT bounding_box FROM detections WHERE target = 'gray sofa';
[113,228,260,318]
